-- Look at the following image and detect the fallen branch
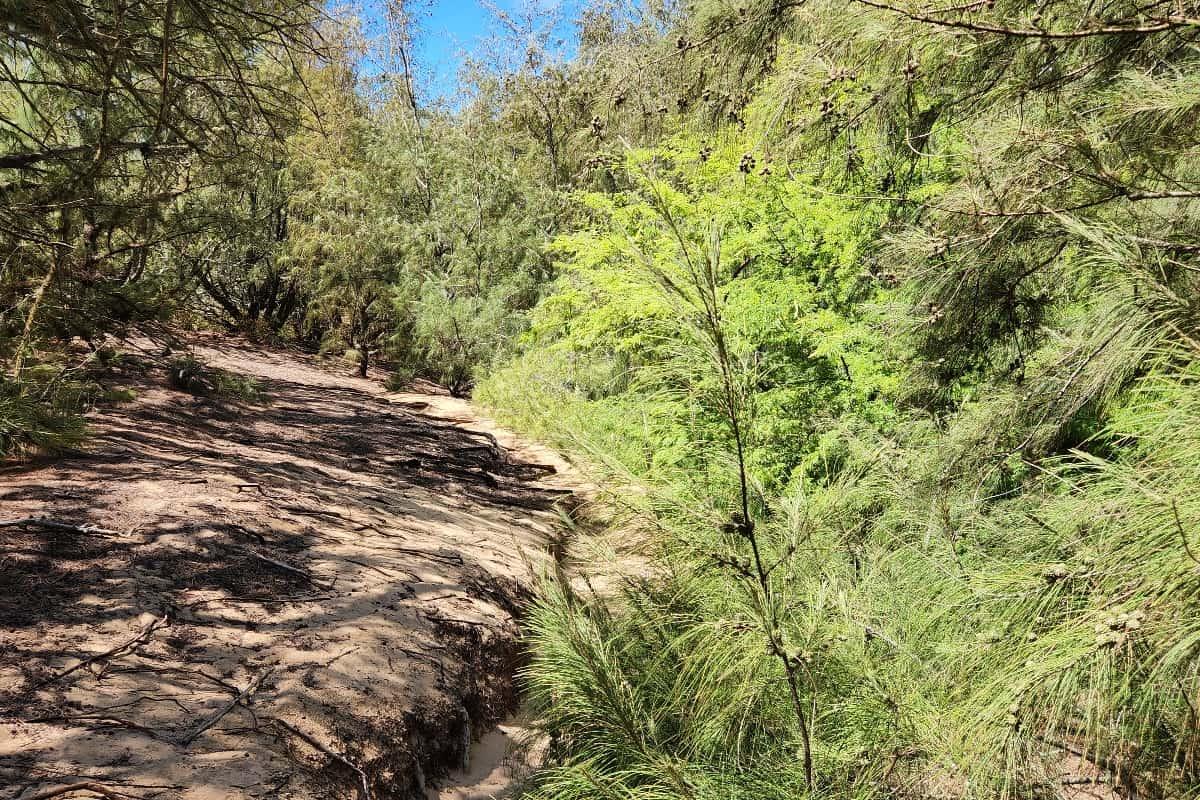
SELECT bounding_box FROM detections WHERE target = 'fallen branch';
[40,614,170,686]
[271,717,372,800]
[23,782,135,800]
[28,713,162,739]
[183,593,334,609]
[180,668,272,746]
[342,557,415,581]
[377,545,464,566]
[245,549,333,589]
[0,517,124,537]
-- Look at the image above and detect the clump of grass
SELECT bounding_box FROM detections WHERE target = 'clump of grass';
[101,387,138,403]
[168,355,266,403]
[0,372,87,457]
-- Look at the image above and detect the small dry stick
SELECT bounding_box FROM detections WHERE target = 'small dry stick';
[179,668,272,746]
[23,781,134,799]
[272,718,372,800]
[378,545,464,565]
[1173,499,1200,567]
[0,517,124,537]
[245,549,333,589]
[41,614,169,686]
[28,712,161,739]
[342,558,413,581]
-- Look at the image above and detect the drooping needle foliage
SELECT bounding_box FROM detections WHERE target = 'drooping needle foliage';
[478,1,1200,798]
[4,0,1200,797]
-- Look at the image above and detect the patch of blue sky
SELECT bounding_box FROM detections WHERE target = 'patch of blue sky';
[353,0,583,105]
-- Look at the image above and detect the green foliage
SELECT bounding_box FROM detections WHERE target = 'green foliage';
[167,356,266,403]
[0,0,318,366]
[267,35,566,384]
[5,0,1200,796]
[486,134,891,491]
[0,373,87,457]
[478,2,1200,799]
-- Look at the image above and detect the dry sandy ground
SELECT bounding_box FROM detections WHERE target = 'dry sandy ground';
[0,335,579,800]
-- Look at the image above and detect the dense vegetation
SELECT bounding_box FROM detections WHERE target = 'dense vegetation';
[4,0,1200,798]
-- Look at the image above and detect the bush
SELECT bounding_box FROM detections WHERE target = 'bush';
[167,356,266,403]
[0,375,86,457]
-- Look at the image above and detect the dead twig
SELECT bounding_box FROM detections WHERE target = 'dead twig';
[326,646,360,666]
[179,668,272,746]
[23,782,136,800]
[280,504,343,519]
[27,713,162,739]
[342,558,415,581]
[39,614,170,687]
[424,610,500,628]
[161,452,211,469]
[183,593,334,609]
[375,544,465,566]
[388,646,447,682]
[0,517,124,537]
[1172,499,1200,567]
[511,462,558,476]
[107,663,239,693]
[271,717,372,800]
[244,549,333,589]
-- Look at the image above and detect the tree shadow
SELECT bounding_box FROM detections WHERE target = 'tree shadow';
[0,338,570,800]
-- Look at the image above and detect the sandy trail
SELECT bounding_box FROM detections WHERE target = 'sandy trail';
[0,335,577,800]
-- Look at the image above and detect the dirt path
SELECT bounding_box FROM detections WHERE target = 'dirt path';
[0,335,580,800]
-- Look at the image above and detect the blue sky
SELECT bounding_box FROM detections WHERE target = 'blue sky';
[400,1,580,101]
[415,1,501,96]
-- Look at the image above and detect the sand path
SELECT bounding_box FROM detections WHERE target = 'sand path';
[0,334,578,800]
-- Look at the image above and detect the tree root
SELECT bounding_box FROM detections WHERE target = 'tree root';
[180,668,272,746]
[39,614,170,687]
[271,717,372,800]
[23,781,137,799]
